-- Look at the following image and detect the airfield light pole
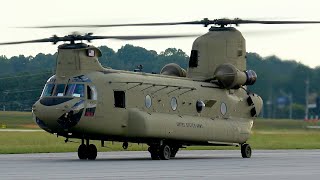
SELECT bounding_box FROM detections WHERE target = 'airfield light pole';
[289,93,292,119]
[2,91,8,111]
[305,79,309,120]
[280,90,293,119]
[279,90,293,119]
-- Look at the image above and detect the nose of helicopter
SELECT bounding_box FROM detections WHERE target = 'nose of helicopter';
[32,97,85,132]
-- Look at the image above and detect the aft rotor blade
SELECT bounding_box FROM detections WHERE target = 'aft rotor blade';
[235,19,320,25]
[22,18,320,28]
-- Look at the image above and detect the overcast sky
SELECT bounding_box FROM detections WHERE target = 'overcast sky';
[1,0,320,67]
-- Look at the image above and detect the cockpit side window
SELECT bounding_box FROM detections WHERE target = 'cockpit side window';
[87,85,97,100]
[66,84,84,97]
[41,84,55,97]
[65,84,75,96]
[87,86,92,99]
[53,84,66,96]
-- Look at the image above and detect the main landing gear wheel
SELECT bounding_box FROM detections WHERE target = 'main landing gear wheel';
[149,144,172,160]
[148,146,160,160]
[241,143,252,158]
[159,145,171,160]
[170,147,179,158]
[122,142,128,150]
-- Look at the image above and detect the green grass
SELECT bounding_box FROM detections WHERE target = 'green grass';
[187,130,320,150]
[249,131,320,149]
[252,118,316,131]
[187,119,320,150]
[0,111,34,129]
[0,131,147,154]
[2,130,320,154]
[1,112,320,154]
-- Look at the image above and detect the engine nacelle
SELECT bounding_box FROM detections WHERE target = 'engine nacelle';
[160,63,187,77]
[214,63,257,89]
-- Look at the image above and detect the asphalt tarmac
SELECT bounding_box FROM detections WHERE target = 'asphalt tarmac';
[0,150,319,179]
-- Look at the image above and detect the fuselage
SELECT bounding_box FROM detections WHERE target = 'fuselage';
[33,68,262,146]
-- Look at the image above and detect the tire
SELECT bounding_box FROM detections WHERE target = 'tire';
[78,144,87,160]
[241,144,252,158]
[151,153,160,160]
[149,146,160,160]
[159,145,171,160]
[170,147,179,158]
[122,142,128,150]
[87,144,97,160]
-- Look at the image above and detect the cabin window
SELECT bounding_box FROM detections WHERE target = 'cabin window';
[41,84,55,97]
[171,97,178,111]
[53,84,66,96]
[87,85,97,100]
[145,95,152,108]
[65,84,85,97]
[114,91,126,108]
[220,102,227,115]
[189,50,198,68]
[196,100,206,113]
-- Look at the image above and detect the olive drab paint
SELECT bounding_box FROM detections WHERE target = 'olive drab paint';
[187,27,246,81]
[32,27,262,160]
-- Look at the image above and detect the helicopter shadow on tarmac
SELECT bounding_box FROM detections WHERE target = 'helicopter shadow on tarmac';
[43,154,241,163]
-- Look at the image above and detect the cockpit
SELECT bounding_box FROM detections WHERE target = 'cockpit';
[41,75,97,100]
[33,75,98,131]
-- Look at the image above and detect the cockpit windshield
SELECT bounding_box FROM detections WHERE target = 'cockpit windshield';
[65,84,85,97]
[41,83,85,98]
[53,84,66,96]
[40,75,96,99]
[41,84,55,97]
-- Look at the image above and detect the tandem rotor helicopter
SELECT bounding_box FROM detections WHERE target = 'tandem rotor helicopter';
[1,18,320,160]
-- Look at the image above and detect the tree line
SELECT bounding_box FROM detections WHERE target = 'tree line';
[0,44,318,119]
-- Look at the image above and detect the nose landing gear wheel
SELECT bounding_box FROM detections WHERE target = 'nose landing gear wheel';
[78,144,87,160]
[241,143,252,158]
[87,144,97,160]
[77,143,97,160]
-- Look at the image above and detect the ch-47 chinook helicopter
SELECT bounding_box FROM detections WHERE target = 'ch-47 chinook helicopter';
[1,18,320,160]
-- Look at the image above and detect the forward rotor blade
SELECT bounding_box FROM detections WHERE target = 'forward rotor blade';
[0,34,200,46]
[0,38,54,45]
[22,21,203,28]
[90,34,200,40]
